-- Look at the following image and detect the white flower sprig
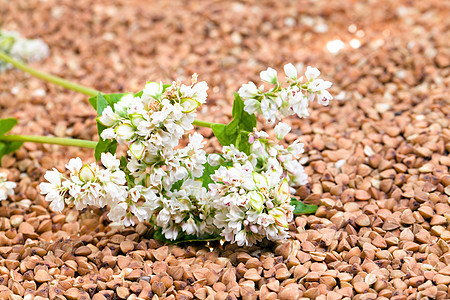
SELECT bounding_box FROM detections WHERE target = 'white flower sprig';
[0,30,49,72]
[210,146,294,246]
[39,153,128,212]
[0,172,16,201]
[37,63,330,246]
[238,63,333,124]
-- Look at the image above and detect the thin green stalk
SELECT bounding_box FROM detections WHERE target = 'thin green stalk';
[0,135,97,148]
[192,119,215,128]
[0,50,99,96]
[0,51,225,130]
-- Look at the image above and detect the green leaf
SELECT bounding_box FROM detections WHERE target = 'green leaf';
[232,92,244,120]
[212,123,235,146]
[88,95,97,110]
[94,138,117,162]
[199,157,233,188]
[171,179,184,192]
[236,132,251,155]
[224,119,238,135]
[93,93,117,161]
[0,118,18,136]
[153,228,222,244]
[232,93,256,132]
[0,118,23,166]
[200,160,220,188]
[290,198,318,215]
[93,93,131,161]
[211,94,256,155]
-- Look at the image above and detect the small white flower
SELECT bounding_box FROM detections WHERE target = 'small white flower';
[274,122,291,140]
[284,63,297,79]
[114,94,135,116]
[115,123,135,141]
[238,82,260,99]
[308,78,332,93]
[260,98,278,124]
[66,157,82,174]
[287,140,305,157]
[207,154,223,166]
[191,81,209,104]
[260,67,278,84]
[98,106,120,127]
[243,99,261,115]
[181,218,198,235]
[101,152,120,170]
[100,128,117,140]
[316,89,333,106]
[305,66,320,81]
[143,81,163,100]
[108,202,128,223]
[129,140,146,160]
[39,169,65,212]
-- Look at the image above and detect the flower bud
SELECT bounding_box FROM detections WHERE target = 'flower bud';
[130,141,146,160]
[274,122,291,140]
[250,225,258,233]
[253,172,268,190]
[260,67,278,84]
[116,123,135,140]
[143,81,163,100]
[284,63,298,79]
[79,164,95,182]
[275,179,290,203]
[98,106,119,127]
[270,208,289,228]
[249,191,264,212]
[129,113,145,127]
[180,98,200,113]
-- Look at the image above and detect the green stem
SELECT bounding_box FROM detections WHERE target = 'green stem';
[192,119,215,128]
[0,51,235,133]
[0,135,97,148]
[0,50,99,97]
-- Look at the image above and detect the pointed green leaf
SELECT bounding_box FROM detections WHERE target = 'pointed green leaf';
[0,118,18,137]
[88,95,97,110]
[212,123,232,146]
[232,92,244,120]
[290,198,318,215]
[0,118,23,166]
[93,93,118,161]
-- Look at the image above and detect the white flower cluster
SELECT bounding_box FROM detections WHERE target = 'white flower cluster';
[249,122,308,187]
[40,78,217,240]
[238,63,332,124]
[0,172,16,201]
[98,77,207,160]
[0,30,49,72]
[39,153,129,214]
[209,146,294,246]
